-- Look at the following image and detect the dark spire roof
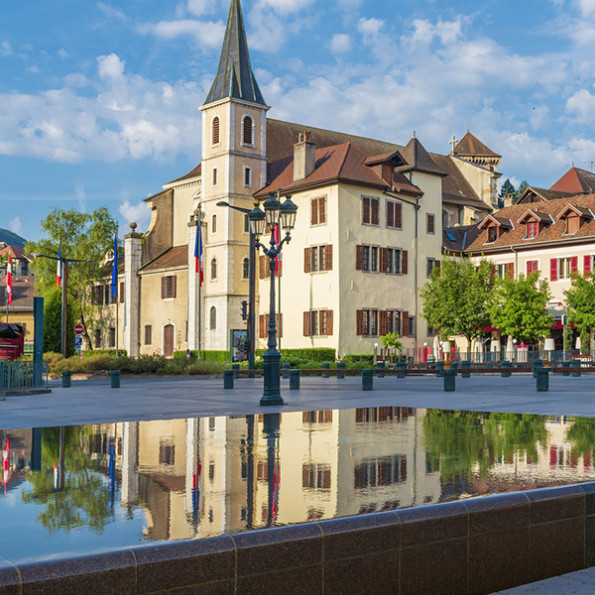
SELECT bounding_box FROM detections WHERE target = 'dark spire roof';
[455,132,500,158]
[398,137,446,177]
[204,0,266,106]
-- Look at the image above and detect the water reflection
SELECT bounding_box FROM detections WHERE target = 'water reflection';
[2,407,595,563]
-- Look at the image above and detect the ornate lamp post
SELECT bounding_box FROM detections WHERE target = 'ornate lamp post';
[249,193,298,406]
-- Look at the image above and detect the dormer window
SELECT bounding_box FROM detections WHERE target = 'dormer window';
[517,209,551,240]
[478,215,512,244]
[558,204,592,236]
[526,221,538,239]
[488,226,498,243]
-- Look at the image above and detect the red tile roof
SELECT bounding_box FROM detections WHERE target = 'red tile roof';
[140,245,188,272]
[549,167,595,194]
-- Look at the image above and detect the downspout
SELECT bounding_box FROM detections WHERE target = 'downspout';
[510,244,518,279]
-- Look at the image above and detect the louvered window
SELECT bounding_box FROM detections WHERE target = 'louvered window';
[242,115,253,145]
[212,116,220,146]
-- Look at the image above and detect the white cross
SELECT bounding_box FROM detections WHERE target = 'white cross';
[449,135,458,154]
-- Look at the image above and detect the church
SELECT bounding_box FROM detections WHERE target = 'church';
[91,0,501,360]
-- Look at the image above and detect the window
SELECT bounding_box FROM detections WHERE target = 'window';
[243,213,250,233]
[211,213,217,234]
[303,310,333,336]
[495,263,514,279]
[94,328,102,349]
[526,260,539,275]
[526,221,539,239]
[427,258,439,277]
[244,166,252,187]
[311,197,327,225]
[259,314,283,338]
[109,327,115,348]
[356,309,379,336]
[386,248,402,274]
[487,226,498,243]
[304,245,333,272]
[161,275,177,299]
[242,115,253,145]
[159,441,175,465]
[212,116,220,146]
[427,213,435,234]
[120,281,124,304]
[386,200,402,229]
[242,258,249,279]
[210,306,216,329]
[145,324,152,345]
[357,246,407,274]
[362,196,379,225]
[566,215,580,235]
[212,167,218,186]
[552,257,577,280]
[211,258,217,280]
[302,464,331,490]
[408,316,415,337]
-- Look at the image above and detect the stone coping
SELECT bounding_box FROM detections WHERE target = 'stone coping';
[1,482,594,594]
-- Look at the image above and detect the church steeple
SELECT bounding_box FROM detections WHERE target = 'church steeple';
[204,0,266,106]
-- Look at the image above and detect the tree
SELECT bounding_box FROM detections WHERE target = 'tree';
[380,332,403,357]
[420,256,495,351]
[43,290,75,356]
[489,272,553,345]
[498,178,516,207]
[518,180,529,197]
[26,207,119,350]
[564,271,595,352]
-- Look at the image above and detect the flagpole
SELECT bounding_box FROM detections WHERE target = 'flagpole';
[115,227,119,357]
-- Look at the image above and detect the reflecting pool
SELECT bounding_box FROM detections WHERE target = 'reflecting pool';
[2,406,595,565]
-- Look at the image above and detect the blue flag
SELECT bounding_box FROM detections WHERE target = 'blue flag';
[111,230,118,299]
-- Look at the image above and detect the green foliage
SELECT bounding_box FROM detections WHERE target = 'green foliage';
[421,256,495,348]
[518,180,529,196]
[26,206,119,349]
[43,289,75,356]
[82,349,127,358]
[489,272,553,345]
[268,348,336,362]
[565,272,595,351]
[380,332,403,351]
[173,350,229,362]
[566,417,595,453]
[342,354,374,365]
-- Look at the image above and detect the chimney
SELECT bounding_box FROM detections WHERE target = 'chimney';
[293,131,316,182]
[503,192,515,208]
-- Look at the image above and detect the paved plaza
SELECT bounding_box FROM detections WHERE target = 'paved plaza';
[2,371,595,594]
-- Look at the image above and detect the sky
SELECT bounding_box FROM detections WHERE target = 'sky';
[2,0,595,242]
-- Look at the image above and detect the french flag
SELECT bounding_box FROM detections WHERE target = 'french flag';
[56,244,62,289]
[6,253,12,306]
[194,216,204,286]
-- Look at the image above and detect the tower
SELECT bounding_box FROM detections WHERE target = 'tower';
[197,0,269,351]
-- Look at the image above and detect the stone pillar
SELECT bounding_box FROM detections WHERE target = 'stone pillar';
[124,222,142,357]
[187,211,199,352]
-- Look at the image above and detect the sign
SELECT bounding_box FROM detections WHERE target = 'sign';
[73,324,84,335]
[74,336,83,346]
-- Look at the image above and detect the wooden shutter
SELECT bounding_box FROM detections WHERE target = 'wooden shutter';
[402,250,408,275]
[526,261,532,275]
[172,275,177,298]
[311,198,318,225]
[356,245,364,271]
[379,310,388,335]
[550,258,558,281]
[326,245,333,271]
[507,263,514,280]
[395,203,402,228]
[387,202,394,228]
[303,312,311,336]
[120,282,124,303]
[585,255,592,275]
[319,197,326,224]
[259,255,265,279]
[327,310,333,336]
[371,199,379,225]
[304,248,311,273]
[402,311,409,337]
[571,256,578,274]
[356,310,364,335]
[161,277,165,299]
[427,214,435,234]
[259,315,265,338]
[362,198,370,223]
[105,285,110,304]
[380,248,388,273]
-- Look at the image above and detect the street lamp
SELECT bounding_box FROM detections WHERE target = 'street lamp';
[249,193,298,406]
[216,200,256,371]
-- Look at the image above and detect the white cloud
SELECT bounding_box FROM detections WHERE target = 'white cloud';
[97,53,125,80]
[0,41,12,57]
[119,200,151,231]
[255,0,316,14]
[330,33,351,54]
[9,217,21,235]
[566,88,595,123]
[137,19,225,48]
[186,0,218,16]
[358,17,384,37]
[578,0,595,16]
[97,2,126,21]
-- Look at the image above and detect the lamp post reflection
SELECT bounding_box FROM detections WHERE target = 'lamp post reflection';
[263,414,281,528]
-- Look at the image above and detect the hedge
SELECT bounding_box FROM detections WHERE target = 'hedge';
[173,350,229,363]
[343,354,374,365]
[256,348,336,363]
[83,349,128,358]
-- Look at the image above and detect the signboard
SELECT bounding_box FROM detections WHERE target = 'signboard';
[73,324,84,335]
[230,329,248,363]
[74,336,83,346]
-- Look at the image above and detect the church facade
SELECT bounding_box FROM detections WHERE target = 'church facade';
[90,0,501,360]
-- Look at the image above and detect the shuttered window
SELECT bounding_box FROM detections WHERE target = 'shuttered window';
[362,196,379,225]
[386,200,402,229]
[161,276,177,299]
[303,310,333,336]
[427,214,435,234]
[311,197,327,225]
[585,255,593,275]
[304,245,333,272]
[242,115,253,145]
[259,314,283,338]
[212,116,220,146]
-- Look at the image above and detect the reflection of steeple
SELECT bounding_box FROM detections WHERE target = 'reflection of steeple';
[204,0,266,106]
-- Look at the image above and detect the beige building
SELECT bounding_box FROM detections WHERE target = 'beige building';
[90,0,501,359]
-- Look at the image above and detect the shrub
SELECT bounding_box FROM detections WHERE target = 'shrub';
[255,348,335,363]
[173,350,229,363]
[83,349,128,358]
[343,354,374,365]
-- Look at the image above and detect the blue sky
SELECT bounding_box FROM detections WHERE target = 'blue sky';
[2,0,595,241]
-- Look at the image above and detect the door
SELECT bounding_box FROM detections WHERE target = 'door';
[164,324,174,357]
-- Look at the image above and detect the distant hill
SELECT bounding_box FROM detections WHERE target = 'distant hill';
[0,229,27,249]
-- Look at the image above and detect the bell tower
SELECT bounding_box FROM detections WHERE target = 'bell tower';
[197,0,268,351]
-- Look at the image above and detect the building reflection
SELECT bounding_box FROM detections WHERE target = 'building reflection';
[4,409,595,544]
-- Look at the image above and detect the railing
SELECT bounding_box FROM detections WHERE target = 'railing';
[0,360,48,391]
[452,350,593,364]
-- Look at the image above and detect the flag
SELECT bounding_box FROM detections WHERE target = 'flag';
[194,217,204,286]
[56,244,62,289]
[6,253,12,306]
[111,230,118,299]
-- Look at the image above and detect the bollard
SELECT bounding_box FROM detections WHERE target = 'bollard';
[443,368,456,392]
[289,369,300,390]
[337,362,346,379]
[396,360,407,378]
[532,359,543,378]
[322,362,330,379]
[561,361,570,377]
[281,363,291,379]
[571,361,581,377]
[62,371,71,388]
[501,361,512,378]
[460,360,471,379]
[376,360,385,378]
[435,361,445,378]
[536,367,549,391]
[362,369,374,391]
[110,370,120,389]
[223,369,234,389]
[232,363,240,379]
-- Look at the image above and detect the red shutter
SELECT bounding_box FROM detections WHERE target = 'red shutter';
[304,248,311,273]
[326,245,333,271]
[585,255,592,275]
[550,258,558,281]
[356,245,364,271]
[371,199,379,225]
[402,250,408,275]
[402,311,409,337]
[571,256,578,274]
[356,310,364,335]
[327,310,333,336]
[303,312,311,336]
[507,262,514,280]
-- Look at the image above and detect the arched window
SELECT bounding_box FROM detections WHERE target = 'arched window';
[242,258,249,279]
[209,306,216,330]
[212,116,220,146]
[212,213,217,233]
[211,258,217,280]
[242,115,253,145]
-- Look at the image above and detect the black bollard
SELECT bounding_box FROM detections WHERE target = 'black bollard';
[532,359,543,378]
[571,361,581,377]
[232,363,240,379]
[561,361,570,376]
[289,369,300,390]
[443,368,456,392]
[396,360,406,378]
[376,361,385,378]
[536,367,549,391]
[322,362,330,379]
[110,370,120,389]
[501,361,511,378]
[337,362,346,379]
[223,369,234,389]
[281,363,291,379]
[460,360,471,378]
[61,371,71,388]
[362,369,374,391]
